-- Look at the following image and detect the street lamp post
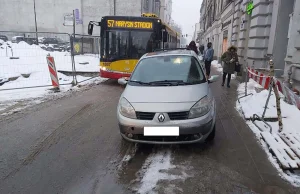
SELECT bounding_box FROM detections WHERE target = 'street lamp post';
[33,0,38,44]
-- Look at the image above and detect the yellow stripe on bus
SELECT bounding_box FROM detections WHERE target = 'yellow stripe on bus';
[100,59,139,73]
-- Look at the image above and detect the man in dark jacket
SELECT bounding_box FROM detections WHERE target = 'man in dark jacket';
[203,42,214,80]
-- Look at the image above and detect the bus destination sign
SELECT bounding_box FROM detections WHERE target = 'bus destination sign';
[107,20,153,29]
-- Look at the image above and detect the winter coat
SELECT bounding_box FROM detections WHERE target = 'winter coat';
[221,46,238,74]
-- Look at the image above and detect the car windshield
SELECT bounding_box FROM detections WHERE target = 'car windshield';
[129,55,206,86]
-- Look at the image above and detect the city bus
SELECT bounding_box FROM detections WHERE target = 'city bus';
[87,14,180,79]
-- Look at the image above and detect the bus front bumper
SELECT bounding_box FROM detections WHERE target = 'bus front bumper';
[100,69,131,79]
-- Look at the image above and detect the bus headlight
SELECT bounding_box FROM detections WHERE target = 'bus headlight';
[119,97,136,119]
[100,66,107,71]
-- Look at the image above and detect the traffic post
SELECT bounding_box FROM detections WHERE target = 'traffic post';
[46,54,60,92]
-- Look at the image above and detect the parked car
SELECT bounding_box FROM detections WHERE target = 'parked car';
[42,38,59,45]
[117,49,219,144]
[59,42,71,52]
[12,36,25,43]
[38,37,45,44]
[0,35,8,42]
[24,37,38,45]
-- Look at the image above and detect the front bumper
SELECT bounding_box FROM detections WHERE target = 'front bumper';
[100,69,131,79]
[117,101,216,144]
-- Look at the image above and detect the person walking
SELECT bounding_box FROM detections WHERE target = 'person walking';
[204,42,214,80]
[221,45,238,88]
[187,41,199,55]
[199,44,205,55]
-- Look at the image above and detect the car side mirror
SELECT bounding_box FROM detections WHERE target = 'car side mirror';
[118,77,128,85]
[208,75,219,83]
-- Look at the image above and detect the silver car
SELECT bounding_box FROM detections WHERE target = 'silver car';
[117,49,218,144]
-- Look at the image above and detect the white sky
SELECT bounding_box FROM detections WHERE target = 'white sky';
[172,0,203,43]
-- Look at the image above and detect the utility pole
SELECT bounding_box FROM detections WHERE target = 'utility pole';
[33,0,38,44]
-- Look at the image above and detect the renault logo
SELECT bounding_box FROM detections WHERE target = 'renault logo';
[158,114,165,122]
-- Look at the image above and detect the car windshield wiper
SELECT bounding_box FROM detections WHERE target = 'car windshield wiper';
[149,80,190,86]
[128,80,150,85]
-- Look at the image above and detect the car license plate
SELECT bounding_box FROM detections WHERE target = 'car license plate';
[144,127,179,136]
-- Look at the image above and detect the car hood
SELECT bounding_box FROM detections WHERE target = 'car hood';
[123,84,209,103]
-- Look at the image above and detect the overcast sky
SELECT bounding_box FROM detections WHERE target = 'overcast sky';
[172,0,203,43]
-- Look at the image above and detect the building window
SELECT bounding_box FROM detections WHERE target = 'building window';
[143,0,149,11]
[155,0,160,16]
[225,0,231,7]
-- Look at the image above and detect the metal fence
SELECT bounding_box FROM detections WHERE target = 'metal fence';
[0,31,100,92]
[73,34,100,56]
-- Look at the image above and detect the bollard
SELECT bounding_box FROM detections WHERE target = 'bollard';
[269,59,283,132]
[238,64,253,103]
[46,54,60,92]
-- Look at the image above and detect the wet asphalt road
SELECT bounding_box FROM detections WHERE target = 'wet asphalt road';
[1,73,300,194]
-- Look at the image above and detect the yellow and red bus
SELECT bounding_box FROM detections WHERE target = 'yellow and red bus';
[88,14,180,79]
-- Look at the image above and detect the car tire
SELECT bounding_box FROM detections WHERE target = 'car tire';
[206,124,216,141]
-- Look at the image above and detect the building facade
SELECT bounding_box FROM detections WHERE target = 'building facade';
[192,23,201,44]
[199,0,299,90]
[142,0,161,16]
[0,0,143,36]
[159,0,172,25]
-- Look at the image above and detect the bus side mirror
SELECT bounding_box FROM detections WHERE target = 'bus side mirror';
[163,31,168,42]
[88,23,94,35]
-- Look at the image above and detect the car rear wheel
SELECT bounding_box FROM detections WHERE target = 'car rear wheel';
[206,124,215,141]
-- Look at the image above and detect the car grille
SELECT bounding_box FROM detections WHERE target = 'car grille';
[168,111,189,120]
[136,112,155,120]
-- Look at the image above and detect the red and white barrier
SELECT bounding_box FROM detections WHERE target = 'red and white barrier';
[46,54,60,91]
[247,67,300,110]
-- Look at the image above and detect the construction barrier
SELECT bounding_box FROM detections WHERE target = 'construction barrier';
[46,54,60,91]
[247,67,300,110]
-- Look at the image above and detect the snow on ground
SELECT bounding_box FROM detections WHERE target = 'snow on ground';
[236,79,298,119]
[211,60,236,79]
[132,150,192,194]
[0,41,104,114]
[211,60,223,73]
[236,79,300,186]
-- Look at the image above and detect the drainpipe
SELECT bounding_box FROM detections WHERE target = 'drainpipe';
[287,64,300,89]
[113,0,116,15]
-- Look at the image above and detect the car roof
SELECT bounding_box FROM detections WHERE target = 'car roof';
[141,49,197,59]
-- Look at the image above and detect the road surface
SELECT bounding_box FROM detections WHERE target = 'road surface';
[0,73,299,194]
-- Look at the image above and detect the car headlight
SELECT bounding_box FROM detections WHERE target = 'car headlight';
[189,96,213,119]
[119,97,136,119]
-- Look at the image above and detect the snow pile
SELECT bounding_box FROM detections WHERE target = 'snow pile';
[0,41,99,79]
[237,79,299,120]
[211,60,223,73]
[0,41,103,103]
[133,150,192,193]
[236,79,300,186]
[198,55,203,61]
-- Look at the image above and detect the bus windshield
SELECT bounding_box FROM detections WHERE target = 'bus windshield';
[103,30,157,60]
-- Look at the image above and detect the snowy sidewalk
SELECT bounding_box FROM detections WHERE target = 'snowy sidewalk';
[236,79,300,186]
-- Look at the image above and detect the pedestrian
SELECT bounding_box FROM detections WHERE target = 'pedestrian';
[187,41,199,55]
[203,42,214,80]
[221,45,239,88]
[199,44,204,55]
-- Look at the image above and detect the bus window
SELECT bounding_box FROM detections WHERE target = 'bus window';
[131,31,155,57]
[104,31,130,59]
